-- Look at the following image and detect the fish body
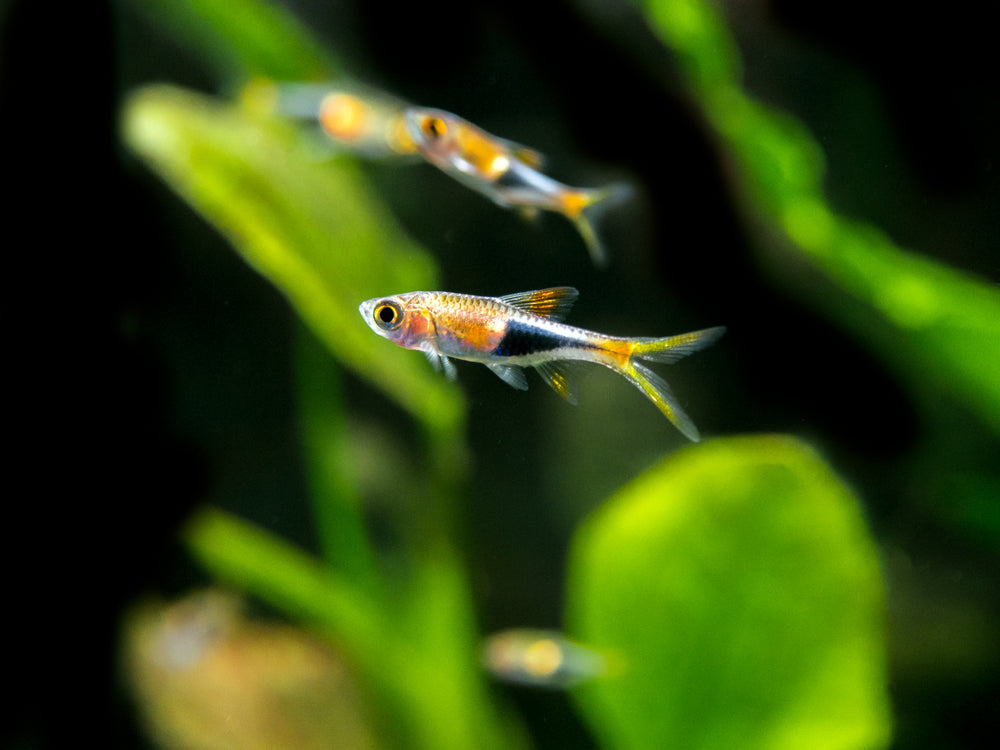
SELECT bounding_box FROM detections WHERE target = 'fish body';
[359,287,724,440]
[481,629,610,689]
[403,107,630,266]
[318,89,417,157]
[255,81,418,158]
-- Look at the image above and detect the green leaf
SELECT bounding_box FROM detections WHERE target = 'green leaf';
[120,84,464,439]
[566,434,892,750]
[293,325,380,590]
[126,0,335,83]
[632,0,1000,436]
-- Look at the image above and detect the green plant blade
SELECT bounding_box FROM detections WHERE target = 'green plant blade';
[566,434,892,750]
[120,84,464,439]
[294,325,379,589]
[185,508,527,750]
[127,0,335,82]
[629,0,1000,435]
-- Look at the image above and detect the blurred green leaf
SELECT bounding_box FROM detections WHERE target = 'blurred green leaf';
[186,508,527,750]
[633,0,1000,436]
[566,434,892,750]
[128,0,335,82]
[121,84,464,440]
[294,325,379,590]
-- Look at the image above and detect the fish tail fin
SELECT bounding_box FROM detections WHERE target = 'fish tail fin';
[564,182,633,267]
[617,326,726,440]
[620,360,702,441]
[631,326,727,364]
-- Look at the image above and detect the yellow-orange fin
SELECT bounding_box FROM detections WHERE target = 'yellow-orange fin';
[565,182,633,268]
[498,287,579,321]
[632,327,727,364]
[536,361,579,404]
[625,362,701,441]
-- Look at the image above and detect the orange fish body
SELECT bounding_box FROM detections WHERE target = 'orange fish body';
[403,108,631,266]
[258,81,418,158]
[360,287,724,440]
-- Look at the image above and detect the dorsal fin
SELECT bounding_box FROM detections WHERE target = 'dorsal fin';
[497,287,578,321]
[512,144,546,169]
[494,135,546,170]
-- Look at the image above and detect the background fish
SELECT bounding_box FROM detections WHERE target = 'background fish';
[359,287,724,440]
[404,107,632,266]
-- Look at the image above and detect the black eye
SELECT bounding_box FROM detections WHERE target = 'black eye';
[373,301,403,330]
[423,117,447,139]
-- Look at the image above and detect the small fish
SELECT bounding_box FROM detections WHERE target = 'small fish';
[251,80,418,158]
[359,287,724,440]
[481,629,610,689]
[404,107,631,266]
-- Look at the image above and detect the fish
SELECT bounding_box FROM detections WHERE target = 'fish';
[481,629,611,689]
[359,287,725,440]
[248,80,418,158]
[403,107,631,266]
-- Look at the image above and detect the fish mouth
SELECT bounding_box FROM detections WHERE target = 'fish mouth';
[358,299,378,330]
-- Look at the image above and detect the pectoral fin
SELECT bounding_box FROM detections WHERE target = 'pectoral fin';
[421,345,457,380]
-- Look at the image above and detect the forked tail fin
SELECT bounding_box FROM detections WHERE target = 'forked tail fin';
[632,327,727,364]
[622,326,727,440]
[565,182,633,267]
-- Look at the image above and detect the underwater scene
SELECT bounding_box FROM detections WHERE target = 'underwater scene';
[6,0,997,748]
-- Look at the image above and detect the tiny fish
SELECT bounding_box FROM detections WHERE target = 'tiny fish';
[481,629,609,689]
[252,80,418,158]
[359,287,724,440]
[404,107,631,266]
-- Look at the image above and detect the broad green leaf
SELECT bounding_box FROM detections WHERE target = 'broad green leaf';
[121,84,464,440]
[631,0,1000,436]
[566,434,892,750]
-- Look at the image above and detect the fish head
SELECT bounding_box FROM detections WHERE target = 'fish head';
[403,107,472,168]
[405,106,513,180]
[359,293,436,350]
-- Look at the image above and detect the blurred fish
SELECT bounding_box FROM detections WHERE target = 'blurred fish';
[359,287,724,440]
[482,629,609,688]
[245,79,418,158]
[403,107,632,266]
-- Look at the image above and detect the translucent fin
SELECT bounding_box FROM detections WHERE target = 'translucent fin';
[624,361,701,441]
[486,362,529,390]
[421,345,458,380]
[498,287,579,321]
[535,361,579,405]
[632,326,727,364]
[564,182,633,268]
[516,206,541,222]
[511,144,546,170]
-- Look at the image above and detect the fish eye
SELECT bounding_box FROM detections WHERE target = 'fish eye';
[422,116,447,139]
[373,300,403,330]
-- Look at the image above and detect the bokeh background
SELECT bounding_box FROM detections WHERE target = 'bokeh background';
[4,0,997,748]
